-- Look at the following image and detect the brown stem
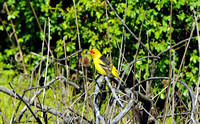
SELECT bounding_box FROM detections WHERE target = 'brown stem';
[29,0,54,57]
[4,2,27,74]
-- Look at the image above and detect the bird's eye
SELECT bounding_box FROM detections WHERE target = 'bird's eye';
[93,52,95,54]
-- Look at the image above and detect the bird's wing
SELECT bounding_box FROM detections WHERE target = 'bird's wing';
[99,56,110,65]
[99,55,121,79]
[99,56,111,72]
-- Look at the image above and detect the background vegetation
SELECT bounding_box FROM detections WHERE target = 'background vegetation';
[0,0,200,123]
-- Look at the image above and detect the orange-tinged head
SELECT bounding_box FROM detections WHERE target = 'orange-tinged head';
[90,48,102,58]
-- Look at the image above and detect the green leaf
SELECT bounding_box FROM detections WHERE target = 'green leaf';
[18,38,24,43]
[155,31,160,39]
[160,93,165,99]
[0,25,3,31]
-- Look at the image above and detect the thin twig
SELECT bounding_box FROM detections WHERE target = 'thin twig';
[120,56,160,82]
[131,11,146,123]
[42,17,51,120]
[105,0,137,40]
[62,37,67,124]
[13,75,71,122]
[72,0,81,50]
[0,85,93,123]
[162,0,173,123]
[157,37,194,56]
[73,1,86,122]
[105,76,124,107]
[4,2,27,74]
[105,0,155,57]
[170,11,196,123]
[34,20,46,120]
[29,0,54,57]
[133,77,195,118]
[118,0,127,71]
[194,14,200,122]
[104,0,113,74]
[0,112,9,124]
[92,76,105,124]
[156,112,196,119]
[146,30,150,95]
[50,49,82,61]
[9,83,42,124]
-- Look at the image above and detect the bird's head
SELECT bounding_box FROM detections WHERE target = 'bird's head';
[90,48,102,58]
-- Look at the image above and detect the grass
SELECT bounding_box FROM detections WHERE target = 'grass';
[0,65,195,123]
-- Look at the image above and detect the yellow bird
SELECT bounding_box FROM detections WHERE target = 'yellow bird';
[90,48,122,81]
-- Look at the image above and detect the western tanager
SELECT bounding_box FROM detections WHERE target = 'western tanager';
[90,48,122,81]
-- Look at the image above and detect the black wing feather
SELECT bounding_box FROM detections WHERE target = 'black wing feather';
[99,56,111,66]
[99,56,111,73]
